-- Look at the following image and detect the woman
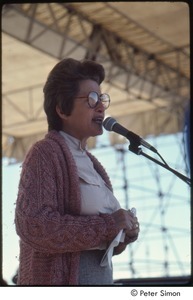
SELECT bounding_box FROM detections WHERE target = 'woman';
[15,58,139,285]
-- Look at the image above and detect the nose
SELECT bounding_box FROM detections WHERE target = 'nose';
[95,100,105,113]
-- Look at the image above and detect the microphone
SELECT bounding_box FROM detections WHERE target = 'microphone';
[103,117,157,153]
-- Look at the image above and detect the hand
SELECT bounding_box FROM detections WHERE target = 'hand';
[124,222,140,245]
[113,242,127,255]
[111,208,139,234]
[112,208,140,251]
[113,226,139,256]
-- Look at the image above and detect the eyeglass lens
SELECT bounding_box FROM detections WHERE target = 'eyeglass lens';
[88,92,110,109]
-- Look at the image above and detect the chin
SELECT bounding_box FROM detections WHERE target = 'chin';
[96,127,103,136]
[91,128,103,137]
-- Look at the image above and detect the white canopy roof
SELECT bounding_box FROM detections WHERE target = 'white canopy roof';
[2,2,190,162]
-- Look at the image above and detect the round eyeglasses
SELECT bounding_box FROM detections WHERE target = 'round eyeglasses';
[76,91,110,110]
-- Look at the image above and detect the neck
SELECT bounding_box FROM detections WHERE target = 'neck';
[61,129,87,150]
[79,139,87,151]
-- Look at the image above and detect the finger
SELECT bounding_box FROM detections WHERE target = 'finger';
[125,225,140,236]
[127,219,139,230]
[127,213,138,224]
[131,207,136,216]
[127,210,135,217]
[126,221,134,230]
[127,236,138,243]
[124,234,138,244]
[132,221,139,229]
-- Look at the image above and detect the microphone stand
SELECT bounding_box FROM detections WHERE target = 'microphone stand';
[128,142,191,187]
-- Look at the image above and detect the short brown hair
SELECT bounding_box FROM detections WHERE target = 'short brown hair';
[43,58,105,131]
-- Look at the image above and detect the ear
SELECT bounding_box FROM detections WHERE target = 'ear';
[56,105,68,120]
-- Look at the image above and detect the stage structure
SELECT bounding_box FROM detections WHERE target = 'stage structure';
[2,3,191,284]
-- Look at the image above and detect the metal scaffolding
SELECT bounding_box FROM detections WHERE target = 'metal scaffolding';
[92,130,190,281]
[2,3,190,161]
[2,3,189,99]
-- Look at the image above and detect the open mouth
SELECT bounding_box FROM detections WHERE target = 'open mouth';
[92,117,104,125]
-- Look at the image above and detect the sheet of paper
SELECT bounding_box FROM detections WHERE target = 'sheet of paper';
[100,230,125,267]
[100,207,137,268]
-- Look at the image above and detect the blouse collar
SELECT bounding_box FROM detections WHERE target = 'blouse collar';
[59,131,87,152]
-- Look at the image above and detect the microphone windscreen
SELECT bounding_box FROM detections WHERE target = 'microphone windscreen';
[103,117,117,131]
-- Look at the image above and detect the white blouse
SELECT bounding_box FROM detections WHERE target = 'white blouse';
[60,131,123,255]
[59,131,121,216]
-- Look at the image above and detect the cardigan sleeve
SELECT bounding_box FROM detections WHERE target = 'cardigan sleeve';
[15,141,119,254]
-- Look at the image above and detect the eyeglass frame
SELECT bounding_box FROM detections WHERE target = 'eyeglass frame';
[76,91,110,110]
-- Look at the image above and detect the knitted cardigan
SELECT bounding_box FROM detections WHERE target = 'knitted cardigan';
[15,130,119,285]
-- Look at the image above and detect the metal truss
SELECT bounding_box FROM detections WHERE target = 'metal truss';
[2,82,48,162]
[93,130,190,281]
[2,3,190,105]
